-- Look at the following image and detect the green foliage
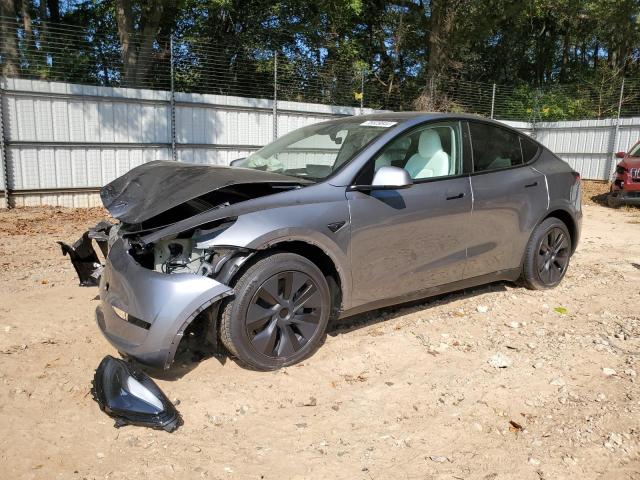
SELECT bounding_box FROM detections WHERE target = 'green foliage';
[2,0,640,120]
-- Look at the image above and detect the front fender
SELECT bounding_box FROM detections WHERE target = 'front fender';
[97,238,233,369]
[201,205,353,309]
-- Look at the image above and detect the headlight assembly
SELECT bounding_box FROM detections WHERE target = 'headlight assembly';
[91,355,181,432]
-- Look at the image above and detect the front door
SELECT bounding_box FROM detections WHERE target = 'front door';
[347,121,472,308]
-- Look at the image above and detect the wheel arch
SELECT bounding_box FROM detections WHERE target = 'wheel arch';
[249,239,345,317]
[227,239,347,317]
[519,207,578,274]
[541,208,578,253]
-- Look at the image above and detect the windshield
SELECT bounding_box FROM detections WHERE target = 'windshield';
[235,119,397,180]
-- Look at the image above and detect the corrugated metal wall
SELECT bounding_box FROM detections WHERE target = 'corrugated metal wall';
[0,79,634,208]
[0,78,379,207]
[534,117,640,181]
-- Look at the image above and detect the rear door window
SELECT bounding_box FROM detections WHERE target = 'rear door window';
[469,122,523,172]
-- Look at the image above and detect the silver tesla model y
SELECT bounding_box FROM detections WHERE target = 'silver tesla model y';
[66,113,582,371]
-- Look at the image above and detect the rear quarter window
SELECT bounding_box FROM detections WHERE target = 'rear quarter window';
[520,135,540,163]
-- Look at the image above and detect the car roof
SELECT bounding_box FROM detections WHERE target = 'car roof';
[324,111,508,126]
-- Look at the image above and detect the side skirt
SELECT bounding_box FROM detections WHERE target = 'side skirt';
[338,268,521,319]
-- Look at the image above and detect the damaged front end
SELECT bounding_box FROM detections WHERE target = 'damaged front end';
[61,215,254,370]
[94,222,254,369]
[60,161,306,369]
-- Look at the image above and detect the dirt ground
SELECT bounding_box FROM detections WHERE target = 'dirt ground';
[1,182,639,480]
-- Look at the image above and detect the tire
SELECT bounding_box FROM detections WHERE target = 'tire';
[521,217,572,290]
[220,252,331,370]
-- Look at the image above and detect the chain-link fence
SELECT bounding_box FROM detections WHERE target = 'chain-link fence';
[2,16,640,123]
[3,16,640,209]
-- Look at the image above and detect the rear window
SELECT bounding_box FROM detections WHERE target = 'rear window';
[469,122,523,172]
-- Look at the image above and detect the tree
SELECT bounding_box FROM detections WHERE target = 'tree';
[0,0,19,76]
[114,0,176,86]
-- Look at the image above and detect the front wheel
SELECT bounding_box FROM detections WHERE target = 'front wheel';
[220,253,331,370]
[521,217,572,290]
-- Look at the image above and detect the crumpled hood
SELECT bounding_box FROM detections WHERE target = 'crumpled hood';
[100,160,311,223]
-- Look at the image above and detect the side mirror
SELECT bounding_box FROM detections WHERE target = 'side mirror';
[229,157,245,167]
[350,166,413,191]
[615,151,626,159]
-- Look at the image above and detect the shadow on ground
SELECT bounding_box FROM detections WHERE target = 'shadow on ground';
[590,192,610,207]
[150,280,511,380]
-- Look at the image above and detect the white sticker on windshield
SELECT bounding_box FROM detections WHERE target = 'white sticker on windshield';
[360,120,397,127]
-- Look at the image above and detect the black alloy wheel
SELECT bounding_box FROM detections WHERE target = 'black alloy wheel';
[536,227,570,285]
[220,252,331,370]
[246,270,323,358]
[522,217,572,290]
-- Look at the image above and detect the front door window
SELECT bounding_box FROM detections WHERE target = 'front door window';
[372,122,463,180]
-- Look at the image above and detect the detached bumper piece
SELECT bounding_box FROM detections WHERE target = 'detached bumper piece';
[609,190,640,206]
[58,221,113,286]
[91,355,181,432]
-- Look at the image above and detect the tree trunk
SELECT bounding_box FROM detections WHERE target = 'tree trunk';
[21,0,33,51]
[0,0,19,76]
[115,0,167,87]
[38,0,48,78]
[46,0,59,22]
[115,0,135,85]
[427,0,444,82]
[559,34,570,82]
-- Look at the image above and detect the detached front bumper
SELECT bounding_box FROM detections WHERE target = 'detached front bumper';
[96,238,233,369]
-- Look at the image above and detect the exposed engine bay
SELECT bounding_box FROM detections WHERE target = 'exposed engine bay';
[133,219,248,279]
[59,160,310,286]
[61,215,254,287]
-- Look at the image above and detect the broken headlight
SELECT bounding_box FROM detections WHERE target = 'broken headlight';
[92,355,181,432]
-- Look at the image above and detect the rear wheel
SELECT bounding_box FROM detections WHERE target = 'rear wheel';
[522,217,572,290]
[220,253,331,370]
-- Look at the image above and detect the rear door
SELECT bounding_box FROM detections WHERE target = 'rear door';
[463,121,548,279]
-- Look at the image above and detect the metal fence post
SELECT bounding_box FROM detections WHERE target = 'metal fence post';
[170,35,177,162]
[609,78,625,179]
[272,51,278,141]
[360,69,364,115]
[490,83,496,119]
[0,85,9,209]
[530,87,542,138]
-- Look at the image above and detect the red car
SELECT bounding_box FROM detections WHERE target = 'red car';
[609,142,640,207]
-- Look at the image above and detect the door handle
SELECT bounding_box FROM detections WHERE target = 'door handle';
[524,181,538,188]
[446,193,465,200]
